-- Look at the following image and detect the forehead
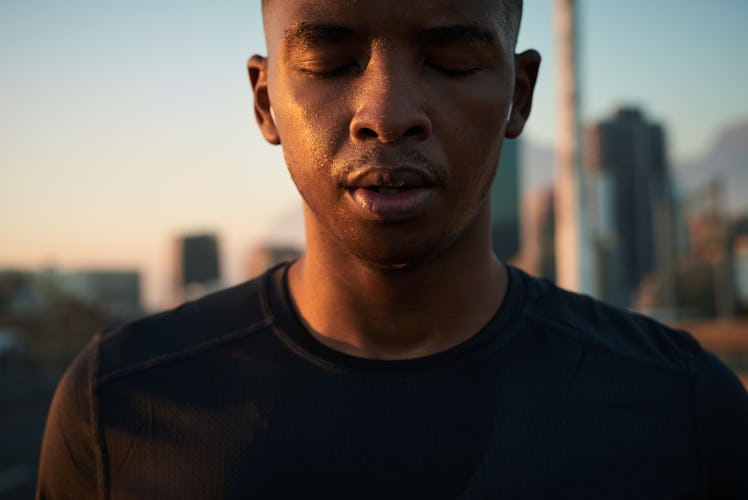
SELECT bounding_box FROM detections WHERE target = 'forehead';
[262,0,512,53]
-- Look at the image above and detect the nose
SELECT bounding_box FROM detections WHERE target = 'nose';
[349,54,432,144]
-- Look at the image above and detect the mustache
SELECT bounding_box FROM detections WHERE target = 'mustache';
[332,148,446,183]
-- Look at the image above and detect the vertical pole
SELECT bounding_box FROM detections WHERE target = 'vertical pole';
[554,0,590,292]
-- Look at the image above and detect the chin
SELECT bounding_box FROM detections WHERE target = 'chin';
[343,228,459,273]
[365,260,421,272]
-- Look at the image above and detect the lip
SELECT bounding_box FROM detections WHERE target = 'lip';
[348,186,435,221]
[346,166,435,190]
[345,166,437,221]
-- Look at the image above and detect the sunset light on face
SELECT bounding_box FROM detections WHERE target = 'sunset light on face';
[2,0,747,309]
[6,2,748,497]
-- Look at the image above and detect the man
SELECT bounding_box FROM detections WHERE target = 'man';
[37,0,748,498]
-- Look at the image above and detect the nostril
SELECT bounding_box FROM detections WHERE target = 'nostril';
[349,105,432,143]
[404,125,426,138]
[358,128,379,140]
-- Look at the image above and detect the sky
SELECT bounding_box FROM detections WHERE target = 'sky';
[2,1,748,309]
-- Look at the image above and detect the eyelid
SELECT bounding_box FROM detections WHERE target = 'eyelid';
[296,61,360,78]
[425,60,481,76]
[291,45,362,77]
[422,45,488,76]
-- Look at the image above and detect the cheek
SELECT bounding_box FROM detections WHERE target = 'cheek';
[271,74,351,164]
[274,109,334,197]
[436,89,506,193]
[434,75,508,143]
[276,107,346,217]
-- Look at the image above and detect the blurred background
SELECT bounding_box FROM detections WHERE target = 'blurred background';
[2,1,748,497]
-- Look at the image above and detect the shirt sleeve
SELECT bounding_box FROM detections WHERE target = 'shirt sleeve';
[36,342,99,500]
[692,348,748,498]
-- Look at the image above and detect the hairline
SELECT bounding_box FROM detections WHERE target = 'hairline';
[261,0,523,51]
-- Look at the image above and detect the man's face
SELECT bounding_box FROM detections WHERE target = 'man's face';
[251,0,538,269]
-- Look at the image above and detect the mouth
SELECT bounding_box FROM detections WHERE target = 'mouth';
[367,186,407,195]
[345,166,435,191]
[354,182,417,196]
[345,168,436,221]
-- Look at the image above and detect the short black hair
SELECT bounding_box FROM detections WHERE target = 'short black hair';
[504,0,523,16]
[262,0,522,9]
[262,0,523,33]
[261,0,524,45]
[499,0,523,48]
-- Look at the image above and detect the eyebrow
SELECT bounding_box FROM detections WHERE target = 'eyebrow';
[283,22,357,49]
[281,21,499,52]
[416,24,497,47]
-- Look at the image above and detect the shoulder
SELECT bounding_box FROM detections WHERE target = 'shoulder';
[509,265,702,372]
[37,267,286,497]
[37,343,99,498]
[96,267,279,382]
[689,346,748,494]
[510,266,748,492]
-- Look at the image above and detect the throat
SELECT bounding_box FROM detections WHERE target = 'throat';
[286,256,508,360]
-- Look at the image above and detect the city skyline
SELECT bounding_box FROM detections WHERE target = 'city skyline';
[2,1,748,308]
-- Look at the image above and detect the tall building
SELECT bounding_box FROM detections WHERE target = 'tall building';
[586,107,675,308]
[554,0,592,294]
[490,138,521,261]
[174,233,222,302]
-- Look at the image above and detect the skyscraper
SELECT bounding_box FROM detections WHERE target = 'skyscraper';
[586,107,674,307]
[174,233,222,302]
[554,0,591,294]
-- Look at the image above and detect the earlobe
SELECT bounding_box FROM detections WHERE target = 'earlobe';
[505,49,541,139]
[247,54,281,145]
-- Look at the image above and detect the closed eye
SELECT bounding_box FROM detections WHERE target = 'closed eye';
[297,61,360,78]
[426,61,480,77]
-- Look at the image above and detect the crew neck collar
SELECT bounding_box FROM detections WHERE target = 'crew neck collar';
[262,262,528,377]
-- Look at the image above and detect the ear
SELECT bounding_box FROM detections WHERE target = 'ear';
[505,49,541,139]
[247,54,280,145]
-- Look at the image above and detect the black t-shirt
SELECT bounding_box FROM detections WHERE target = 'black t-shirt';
[37,264,748,499]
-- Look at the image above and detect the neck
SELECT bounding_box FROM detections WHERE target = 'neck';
[287,207,509,360]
